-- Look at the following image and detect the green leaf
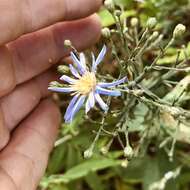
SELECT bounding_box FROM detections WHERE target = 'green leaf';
[143,152,178,190]
[47,144,66,174]
[128,102,149,132]
[157,42,190,65]
[66,144,81,170]
[98,9,115,27]
[40,178,69,190]
[85,172,105,190]
[114,157,146,183]
[142,156,161,190]
[44,158,121,184]
[114,151,178,189]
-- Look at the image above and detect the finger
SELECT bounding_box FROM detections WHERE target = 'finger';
[0,0,102,45]
[0,107,10,150]
[0,46,16,97]
[0,99,61,190]
[0,15,101,97]
[10,15,101,84]
[0,69,57,132]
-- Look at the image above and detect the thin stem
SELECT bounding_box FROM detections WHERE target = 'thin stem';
[152,65,190,72]
[120,88,190,120]
[127,38,176,88]
[110,9,130,55]
[54,135,72,147]
[168,121,180,161]
[117,132,125,149]
[89,97,112,151]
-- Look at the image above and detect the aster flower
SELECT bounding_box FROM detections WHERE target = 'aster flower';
[48,45,126,123]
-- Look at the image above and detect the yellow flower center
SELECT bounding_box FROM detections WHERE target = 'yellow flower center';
[72,72,96,95]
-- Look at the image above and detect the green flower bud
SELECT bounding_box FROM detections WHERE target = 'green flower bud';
[130,17,139,27]
[111,29,116,33]
[146,17,157,29]
[64,40,72,48]
[100,147,108,155]
[121,159,129,168]
[124,146,134,159]
[49,81,61,87]
[84,148,93,159]
[57,65,70,74]
[115,10,122,17]
[104,0,114,11]
[149,31,159,41]
[152,31,159,38]
[173,24,186,39]
[123,27,129,33]
[101,27,111,38]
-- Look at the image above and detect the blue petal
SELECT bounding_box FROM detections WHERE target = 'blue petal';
[70,52,86,74]
[79,53,86,69]
[65,95,86,123]
[85,99,91,114]
[96,86,121,96]
[89,92,95,107]
[98,77,127,88]
[64,94,79,121]
[69,64,81,78]
[92,45,107,72]
[48,87,74,93]
[91,52,96,67]
[85,92,95,113]
[95,93,108,111]
[60,75,77,84]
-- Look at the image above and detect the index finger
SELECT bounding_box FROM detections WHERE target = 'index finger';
[0,0,102,45]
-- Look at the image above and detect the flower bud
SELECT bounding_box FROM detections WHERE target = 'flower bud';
[100,147,108,155]
[84,148,93,159]
[49,81,61,87]
[121,159,129,168]
[57,65,70,74]
[123,27,129,34]
[64,40,72,48]
[101,27,111,38]
[124,146,134,159]
[152,31,159,38]
[133,89,143,96]
[115,10,122,17]
[104,0,114,11]
[149,31,159,41]
[146,17,157,29]
[130,17,139,27]
[173,24,186,39]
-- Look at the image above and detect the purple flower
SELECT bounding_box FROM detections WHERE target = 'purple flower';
[48,45,127,123]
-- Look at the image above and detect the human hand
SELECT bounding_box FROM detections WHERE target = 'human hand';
[0,0,102,189]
